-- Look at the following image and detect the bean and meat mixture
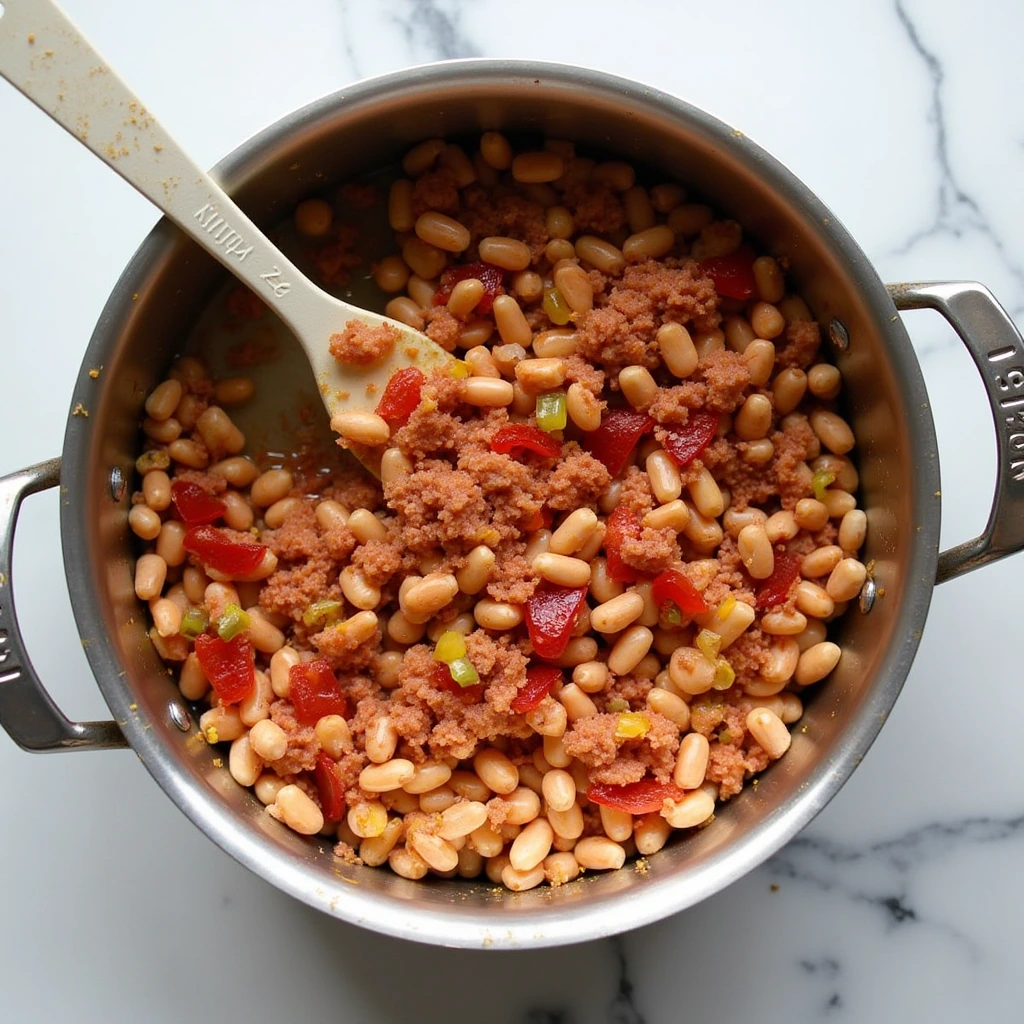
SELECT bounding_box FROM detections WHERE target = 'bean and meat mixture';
[132,133,867,891]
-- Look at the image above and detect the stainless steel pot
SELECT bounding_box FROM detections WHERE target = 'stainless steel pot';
[2,61,1022,949]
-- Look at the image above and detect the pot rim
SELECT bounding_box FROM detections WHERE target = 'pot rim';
[60,58,939,948]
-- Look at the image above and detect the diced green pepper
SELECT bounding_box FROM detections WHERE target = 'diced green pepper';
[216,603,250,641]
[179,606,209,640]
[448,656,480,688]
[542,286,573,326]
[302,599,343,630]
[711,657,735,691]
[696,628,722,664]
[812,469,836,501]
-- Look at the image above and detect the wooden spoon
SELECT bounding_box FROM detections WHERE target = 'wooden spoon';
[0,0,452,447]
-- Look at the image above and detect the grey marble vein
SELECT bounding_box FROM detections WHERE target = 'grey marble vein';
[391,0,483,61]
[337,0,366,80]
[608,936,646,1024]
[769,812,1024,958]
[799,958,844,1017]
[517,936,645,1024]
[892,0,1024,315]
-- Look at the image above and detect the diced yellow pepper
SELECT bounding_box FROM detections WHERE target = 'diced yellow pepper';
[614,711,651,741]
[536,390,567,433]
[433,630,467,664]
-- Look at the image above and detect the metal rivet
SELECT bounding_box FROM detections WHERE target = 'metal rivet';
[859,576,876,614]
[168,701,192,732]
[828,318,850,352]
[109,466,127,502]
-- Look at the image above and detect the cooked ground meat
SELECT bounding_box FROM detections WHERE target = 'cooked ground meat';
[486,545,538,604]
[565,711,678,785]
[351,537,404,586]
[774,320,821,370]
[620,526,678,576]
[424,308,463,350]
[329,319,399,366]
[461,187,548,251]
[311,223,361,287]
[325,468,384,515]
[268,700,320,775]
[544,446,611,511]
[617,466,657,515]
[700,350,751,413]
[411,168,461,218]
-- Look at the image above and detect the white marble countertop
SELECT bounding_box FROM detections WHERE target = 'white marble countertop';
[1,0,1022,1020]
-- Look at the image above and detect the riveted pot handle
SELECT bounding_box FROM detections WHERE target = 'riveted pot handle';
[888,282,1024,583]
[0,459,126,752]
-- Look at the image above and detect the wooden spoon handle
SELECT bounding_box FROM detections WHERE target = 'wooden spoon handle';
[0,0,334,343]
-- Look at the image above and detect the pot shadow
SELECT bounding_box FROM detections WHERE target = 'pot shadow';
[262,886,617,1024]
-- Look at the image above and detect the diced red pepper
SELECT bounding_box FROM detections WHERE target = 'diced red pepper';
[510,665,562,714]
[700,247,757,301]
[604,505,642,583]
[524,505,553,533]
[183,525,268,577]
[660,411,720,467]
[651,567,710,617]
[289,658,349,725]
[375,366,425,428]
[193,633,254,704]
[587,778,687,815]
[170,479,227,526]
[525,584,589,660]
[314,752,345,823]
[491,424,562,460]
[433,261,505,314]
[432,660,484,704]
[755,552,802,610]
[584,409,653,477]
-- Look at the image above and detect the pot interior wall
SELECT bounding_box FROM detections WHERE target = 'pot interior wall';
[61,64,937,945]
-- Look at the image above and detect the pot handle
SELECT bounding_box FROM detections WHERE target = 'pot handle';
[888,281,1024,583]
[0,459,126,752]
